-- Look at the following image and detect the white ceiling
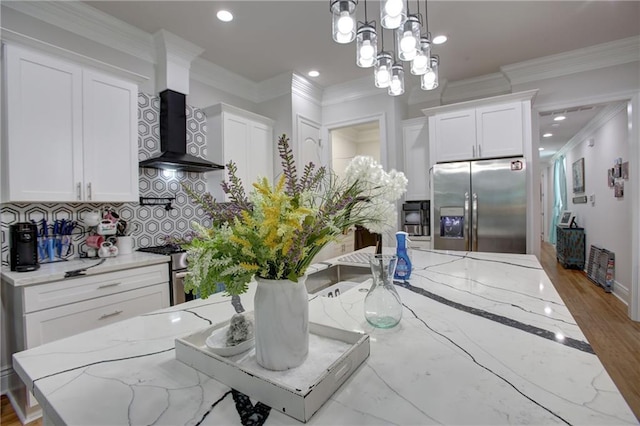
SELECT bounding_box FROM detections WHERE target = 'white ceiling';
[83,1,640,158]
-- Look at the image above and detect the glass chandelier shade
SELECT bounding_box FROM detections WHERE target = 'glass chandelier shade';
[380,0,406,29]
[410,34,431,75]
[421,55,439,90]
[388,61,405,96]
[331,0,358,44]
[375,51,393,88]
[396,15,421,61]
[356,24,378,68]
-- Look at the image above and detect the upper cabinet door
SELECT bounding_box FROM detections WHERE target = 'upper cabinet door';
[2,44,139,203]
[82,70,139,202]
[402,120,430,200]
[433,109,476,163]
[2,44,83,202]
[476,102,523,159]
[247,121,273,186]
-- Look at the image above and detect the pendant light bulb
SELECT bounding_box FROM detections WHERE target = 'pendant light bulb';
[388,61,405,96]
[421,55,439,90]
[411,35,431,75]
[357,24,378,68]
[338,11,355,34]
[375,51,393,88]
[380,0,406,29]
[331,0,357,44]
[396,15,420,61]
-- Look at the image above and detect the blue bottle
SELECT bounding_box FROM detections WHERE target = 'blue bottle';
[394,231,412,280]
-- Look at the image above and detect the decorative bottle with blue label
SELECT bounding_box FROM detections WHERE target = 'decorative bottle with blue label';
[394,231,412,280]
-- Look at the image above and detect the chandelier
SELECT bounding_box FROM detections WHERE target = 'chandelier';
[330,0,440,96]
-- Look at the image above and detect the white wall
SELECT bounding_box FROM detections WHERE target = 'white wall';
[564,108,631,301]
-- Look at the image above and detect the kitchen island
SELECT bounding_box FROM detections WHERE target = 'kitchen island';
[12,248,637,425]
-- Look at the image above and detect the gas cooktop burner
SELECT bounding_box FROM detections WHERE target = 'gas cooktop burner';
[138,244,185,255]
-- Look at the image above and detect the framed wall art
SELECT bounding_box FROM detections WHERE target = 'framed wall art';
[572,158,585,193]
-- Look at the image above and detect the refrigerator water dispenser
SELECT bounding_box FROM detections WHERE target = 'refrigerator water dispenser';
[439,207,464,239]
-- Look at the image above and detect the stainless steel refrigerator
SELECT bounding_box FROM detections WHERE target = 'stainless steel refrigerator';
[433,157,526,254]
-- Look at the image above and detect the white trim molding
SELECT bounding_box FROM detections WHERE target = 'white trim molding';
[322,75,384,107]
[190,57,260,102]
[0,29,149,84]
[442,73,511,105]
[291,73,323,107]
[502,36,640,85]
[3,0,154,63]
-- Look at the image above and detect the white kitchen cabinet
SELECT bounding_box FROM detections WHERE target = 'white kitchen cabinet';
[2,261,169,419]
[1,43,139,202]
[204,103,274,201]
[431,101,524,163]
[402,118,430,200]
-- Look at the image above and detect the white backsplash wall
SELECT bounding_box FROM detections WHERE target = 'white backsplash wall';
[1,93,213,266]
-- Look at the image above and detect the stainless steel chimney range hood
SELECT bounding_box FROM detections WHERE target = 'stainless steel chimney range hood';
[139,89,224,173]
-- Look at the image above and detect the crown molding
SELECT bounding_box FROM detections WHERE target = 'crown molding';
[407,79,447,106]
[442,73,511,105]
[190,57,260,102]
[0,28,149,83]
[3,0,154,63]
[321,75,386,106]
[255,72,293,103]
[153,29,203,66]
[502,36,640,85]
[548,102,627,164]
[422,89,538,117]
[291,73,323,106]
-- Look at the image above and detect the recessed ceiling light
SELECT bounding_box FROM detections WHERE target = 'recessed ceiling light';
[539,147,545,151]
[217,10,233,22]
[432,35,448,45]
[543,133,553,138]
[553,115,566,121]
[308,70,320,78]
[551,123,560,127]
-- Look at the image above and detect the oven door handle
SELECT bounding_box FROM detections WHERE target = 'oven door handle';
[175,271,190,279]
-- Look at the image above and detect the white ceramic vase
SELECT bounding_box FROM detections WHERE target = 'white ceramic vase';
[254,276,309,370]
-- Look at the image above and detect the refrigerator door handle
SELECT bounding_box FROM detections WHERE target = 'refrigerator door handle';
[472,192,479,252]
[464,192,470,251]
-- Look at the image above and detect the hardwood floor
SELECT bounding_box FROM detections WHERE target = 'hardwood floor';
[1,242,639,424]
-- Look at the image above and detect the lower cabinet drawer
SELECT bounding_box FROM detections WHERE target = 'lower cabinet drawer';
[23,263,169,313]
[24,283,170,348]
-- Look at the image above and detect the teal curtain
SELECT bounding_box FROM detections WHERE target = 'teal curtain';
[549,156,567,244]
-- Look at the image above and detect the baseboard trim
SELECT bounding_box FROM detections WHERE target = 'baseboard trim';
[613,279,630,306]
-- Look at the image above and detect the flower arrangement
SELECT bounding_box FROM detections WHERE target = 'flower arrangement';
[183,134,407,298]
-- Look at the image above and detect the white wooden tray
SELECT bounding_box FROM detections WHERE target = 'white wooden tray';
[175,320,370,423]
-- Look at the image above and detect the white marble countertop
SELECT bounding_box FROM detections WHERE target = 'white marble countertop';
[12,248,637,425]
[1,252,170,286]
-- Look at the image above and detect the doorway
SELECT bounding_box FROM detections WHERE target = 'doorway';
[329,120,381,251]
[330,121,380,178]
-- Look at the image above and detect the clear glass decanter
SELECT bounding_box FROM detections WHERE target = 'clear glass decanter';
[364,254,403,328]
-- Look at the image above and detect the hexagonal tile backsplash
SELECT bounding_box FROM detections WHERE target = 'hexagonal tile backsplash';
[1,93,213,266]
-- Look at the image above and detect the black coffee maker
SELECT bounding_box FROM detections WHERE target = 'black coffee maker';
[10,222,40,272]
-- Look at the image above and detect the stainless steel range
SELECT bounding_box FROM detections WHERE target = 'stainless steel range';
[138,244,192,306]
